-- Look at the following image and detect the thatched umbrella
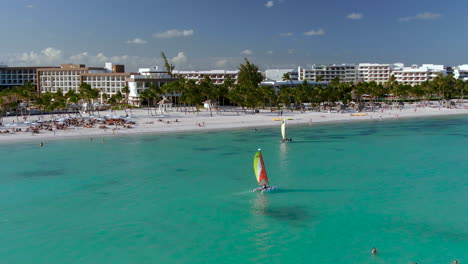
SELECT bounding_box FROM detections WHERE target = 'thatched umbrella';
[158,97,171,113]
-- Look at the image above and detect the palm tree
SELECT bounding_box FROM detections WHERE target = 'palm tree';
[122,86,130,105]
[140,89,152,115]
[237,58,264,113]
[199,76,216,116]
[161,52,175,77]
[455,79,467,103]
[278,86,293,110]
[0,97,4,123]
[148,83,162,115]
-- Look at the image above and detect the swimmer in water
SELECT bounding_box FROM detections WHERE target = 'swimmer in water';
[371,248,377,255]
[40,142,43,147]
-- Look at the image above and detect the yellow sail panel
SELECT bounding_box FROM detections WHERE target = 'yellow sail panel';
[253,150,269,185]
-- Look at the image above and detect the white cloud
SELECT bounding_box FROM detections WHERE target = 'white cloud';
[304,28,325,36]
[287,49,295,54]
[214,59,228,68]
[398,12,441,22]
[279,32,293,37]
[265,1,274,8]
[347,13,363,20]
[171,52,187,65]
[126,38,147,44]
[69,52,132,66]
[11,47,63,65]
[3,47,164,71]
[153,29,194,39]
[26,4,33,8]
[267,50,274,54]
[240,49,253,55]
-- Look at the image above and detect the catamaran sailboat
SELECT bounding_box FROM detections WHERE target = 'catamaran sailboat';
[281,118,292,142]
[252,149,277,192]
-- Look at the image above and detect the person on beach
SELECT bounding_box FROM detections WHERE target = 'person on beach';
[371,248,377,255]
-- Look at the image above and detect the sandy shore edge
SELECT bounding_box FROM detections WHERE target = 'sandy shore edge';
[0,106,467,144]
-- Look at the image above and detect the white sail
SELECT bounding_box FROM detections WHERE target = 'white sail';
[281,119,286,140]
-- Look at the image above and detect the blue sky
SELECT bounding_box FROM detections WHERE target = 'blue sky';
[1,0,467,71]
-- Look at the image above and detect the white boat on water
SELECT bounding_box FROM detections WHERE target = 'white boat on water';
[281,118,292,142]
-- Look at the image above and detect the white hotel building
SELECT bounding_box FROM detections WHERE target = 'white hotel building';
[127,67,175,106]
[392,64,446,86]
[37,63,130,98]
[453,65,468,80]
[264,69,298,82]
[37,64,107,93]
[172,70,238,84]
[357,63,403,84]
[298,64,358,83]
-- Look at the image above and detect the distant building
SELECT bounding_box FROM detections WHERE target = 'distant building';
[444,65,454,76]
[0,66,55,90]
[392,64,446,86]
[81,72,131,98]
[37,64,106,94]
[298,64,357,83]
[127,68,176,106]
[261,80,328,93]
[172,70,238,84]
[357,63,402,84]
[105,62,125,73]
[264,69,298,82]
[453,65,468,80]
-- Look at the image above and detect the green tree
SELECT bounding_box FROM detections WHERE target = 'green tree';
[455,79,468,102]
[199,76,216,116]
[122,86,130,105]
[139,89,152,115]
[236,58,264,113]
[161,52,175,77]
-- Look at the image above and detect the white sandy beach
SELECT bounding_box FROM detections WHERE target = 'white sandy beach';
[0,104,467,143]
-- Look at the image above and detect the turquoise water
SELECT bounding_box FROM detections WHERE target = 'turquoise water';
[0,115,467,264]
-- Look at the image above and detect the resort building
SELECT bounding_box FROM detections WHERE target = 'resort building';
[261,80,328,90]
[37,63,126,95]
[0,66,54,90]
[81,72,131,97]
[172,70,238,84]
[298,64,358,83]
[264,69,298,82]
[357,63,403,84]
[392,64,446,86]
[37,64,106,94]
[453,65,468,80]
[127,67,176,106]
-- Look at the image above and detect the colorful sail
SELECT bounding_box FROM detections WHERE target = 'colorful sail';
[281,119,286,140]
[253,149,269,186]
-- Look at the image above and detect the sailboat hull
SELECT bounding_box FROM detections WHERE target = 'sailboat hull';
[252,186,278,192]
